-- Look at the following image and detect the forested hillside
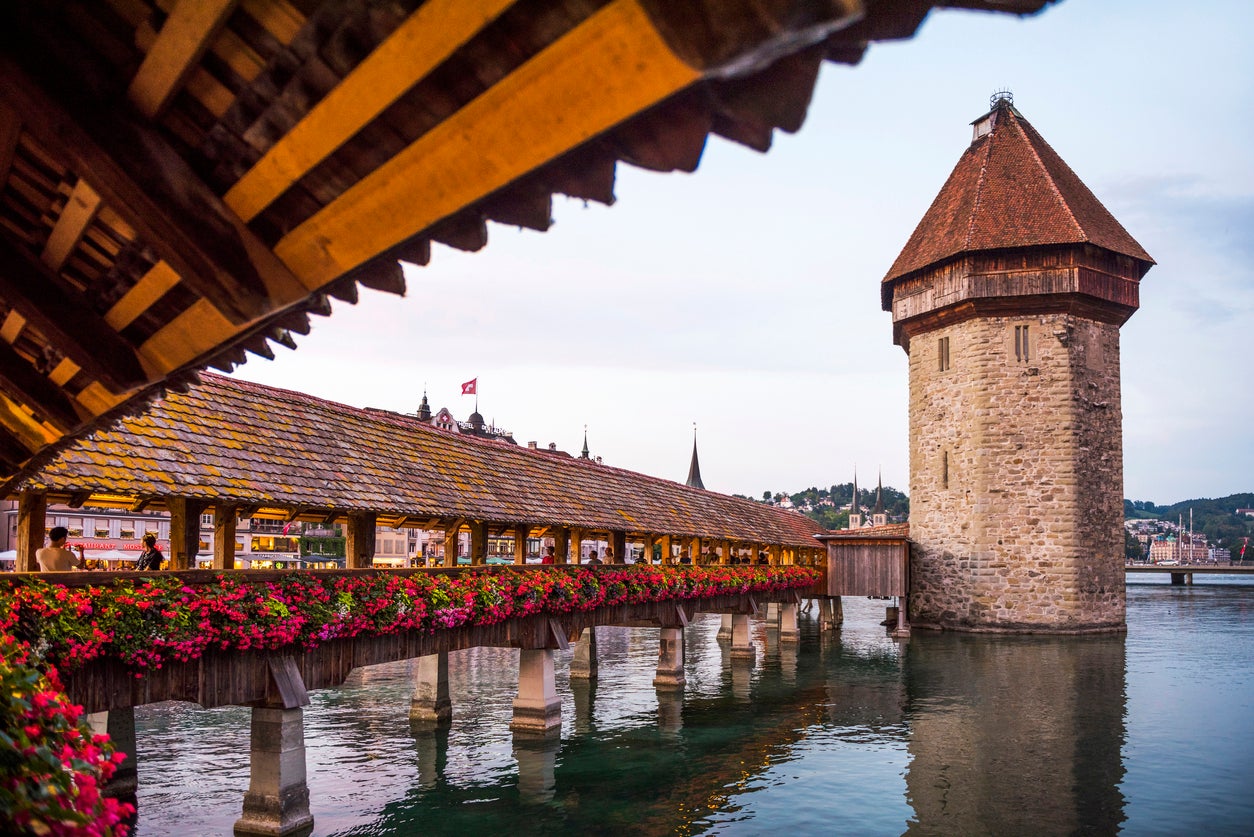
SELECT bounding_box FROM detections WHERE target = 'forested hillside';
[1125,494,1254,553]
[736,483,908,531]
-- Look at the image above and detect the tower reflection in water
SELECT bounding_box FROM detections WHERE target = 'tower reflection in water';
[901,633,1127,835]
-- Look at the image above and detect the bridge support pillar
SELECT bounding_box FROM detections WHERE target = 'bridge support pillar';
[1170,572,1192,586]
[779,603,800,644]
[653,627,686,691]
[570,627,598,681]
[730,613,755,661]
[764,601,781,629]
[234,706,314,837]
[88,708,137,797]
[410,652,452,725]
[717,613,733,641]
[511,649,561,735]
[820,597,843,631]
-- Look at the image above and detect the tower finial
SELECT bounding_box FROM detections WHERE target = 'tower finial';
[581,425,590,459]
[990,88,1013,110]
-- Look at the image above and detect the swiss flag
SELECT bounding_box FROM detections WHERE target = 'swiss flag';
[461,378,477,395]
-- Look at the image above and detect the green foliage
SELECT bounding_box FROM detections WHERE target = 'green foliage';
[1124,493,1254,552]
[753,482,909,526]
[1124,529,1145,561]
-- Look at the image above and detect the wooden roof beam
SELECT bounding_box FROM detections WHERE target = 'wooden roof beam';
[0,46,303,325]
[273,0,704,288]
[128,0,240,120]
[224,0,520,222]
[0,338,87,433]
[0,233,148,393]
[41,178,103,273]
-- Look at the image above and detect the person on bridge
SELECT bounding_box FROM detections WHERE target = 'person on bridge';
[136,534,165,571]
[36,526,85,572]
[541,545,556,565]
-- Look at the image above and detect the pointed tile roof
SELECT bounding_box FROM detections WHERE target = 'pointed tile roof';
[686,431,705,490]
[884,98,1153,292]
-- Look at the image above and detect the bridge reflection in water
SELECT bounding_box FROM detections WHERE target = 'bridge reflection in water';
[125,599,1126,835]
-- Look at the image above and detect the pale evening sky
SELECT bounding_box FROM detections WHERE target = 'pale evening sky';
[231,0,1254,507]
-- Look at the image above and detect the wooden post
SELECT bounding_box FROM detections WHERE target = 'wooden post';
[442,521,461,567]
[569,529,582,565]
[611,530,626,565]
[691,537,701,565]
[514,524,529,565]
[16,490,46,572]
[659,534,672,565]
[213,503,238,570]
[769,544,782,566]
[469,521,487,566]
[344,511,376,569]
[552,528,569,566]
[167,496,207,570]
[640,534,654,565]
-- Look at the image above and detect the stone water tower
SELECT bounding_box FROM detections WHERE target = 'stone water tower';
[882,93,1153,632]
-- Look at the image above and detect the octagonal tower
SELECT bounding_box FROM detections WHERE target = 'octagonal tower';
[883,94,1153,632]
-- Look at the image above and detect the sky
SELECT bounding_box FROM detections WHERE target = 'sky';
[230,0,1254,506]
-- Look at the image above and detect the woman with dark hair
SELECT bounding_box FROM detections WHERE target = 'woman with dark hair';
[136,534,164,571]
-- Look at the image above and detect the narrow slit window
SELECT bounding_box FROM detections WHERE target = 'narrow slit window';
[938,336,950,371]
[942,451,949,489]
[1014,324,1031,363]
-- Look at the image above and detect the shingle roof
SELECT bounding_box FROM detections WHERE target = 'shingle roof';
[883,101,1153,286]
[22,374,826,549]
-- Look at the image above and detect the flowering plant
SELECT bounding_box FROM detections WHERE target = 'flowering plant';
[0,635,133,835]
[0,563,818,833]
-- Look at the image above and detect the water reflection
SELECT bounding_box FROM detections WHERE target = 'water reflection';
[125,587,1254,836]
[901,634,1126,836]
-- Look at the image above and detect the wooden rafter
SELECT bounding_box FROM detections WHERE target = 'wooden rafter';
[272,0,702,288]
[0,233,147,394]
[225,0,519,223]
[128,0,240,120]
[0,338,85,432]
[41,179,103,272]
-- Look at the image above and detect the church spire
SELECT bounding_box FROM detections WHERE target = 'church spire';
[873,471,885,515]
[580,425,590,459]
[416,388,431,422]
[685,425,705,490]
[848,469,862,529]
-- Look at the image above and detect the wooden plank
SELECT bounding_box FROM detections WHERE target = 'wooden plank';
[226,0,518,223]
[240,0,305,45]
[104,260,182,331]
[41,178,102,271]
[48,358,81,387]
[0,232,148,392]
[0,311,25,344]
[214,502,238,570]
[128,0,239,119]
[273,0,702,288]
[138,298,240,375]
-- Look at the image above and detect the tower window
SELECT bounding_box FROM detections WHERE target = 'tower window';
[942,451,949,489]
[938,336,950,372]
[1014,325,1031,363]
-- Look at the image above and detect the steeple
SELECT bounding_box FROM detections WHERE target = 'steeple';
[416,389,431,422]
[685,426,705,490]
[580,426,590,459]
[848,470,862,529]
[872,470,887,526]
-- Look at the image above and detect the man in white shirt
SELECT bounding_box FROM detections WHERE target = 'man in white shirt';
[35,526,85,572]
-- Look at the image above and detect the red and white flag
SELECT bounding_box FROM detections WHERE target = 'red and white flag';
[461,378,477,395]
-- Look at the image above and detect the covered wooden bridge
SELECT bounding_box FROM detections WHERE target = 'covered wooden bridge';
[11,372,829,571]
[0,0,1049,494]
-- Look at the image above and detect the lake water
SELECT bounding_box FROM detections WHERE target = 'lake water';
[128,577,1254,835]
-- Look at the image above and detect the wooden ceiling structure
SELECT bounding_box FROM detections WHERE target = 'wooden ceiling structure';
[0,0,1051,491]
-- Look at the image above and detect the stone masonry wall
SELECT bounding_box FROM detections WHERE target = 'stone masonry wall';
[907,311,1126,631]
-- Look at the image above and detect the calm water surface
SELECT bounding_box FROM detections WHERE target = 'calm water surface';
[130,578,1254,835]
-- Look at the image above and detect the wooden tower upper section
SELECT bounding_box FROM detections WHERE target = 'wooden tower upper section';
[881,94,1154,349]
